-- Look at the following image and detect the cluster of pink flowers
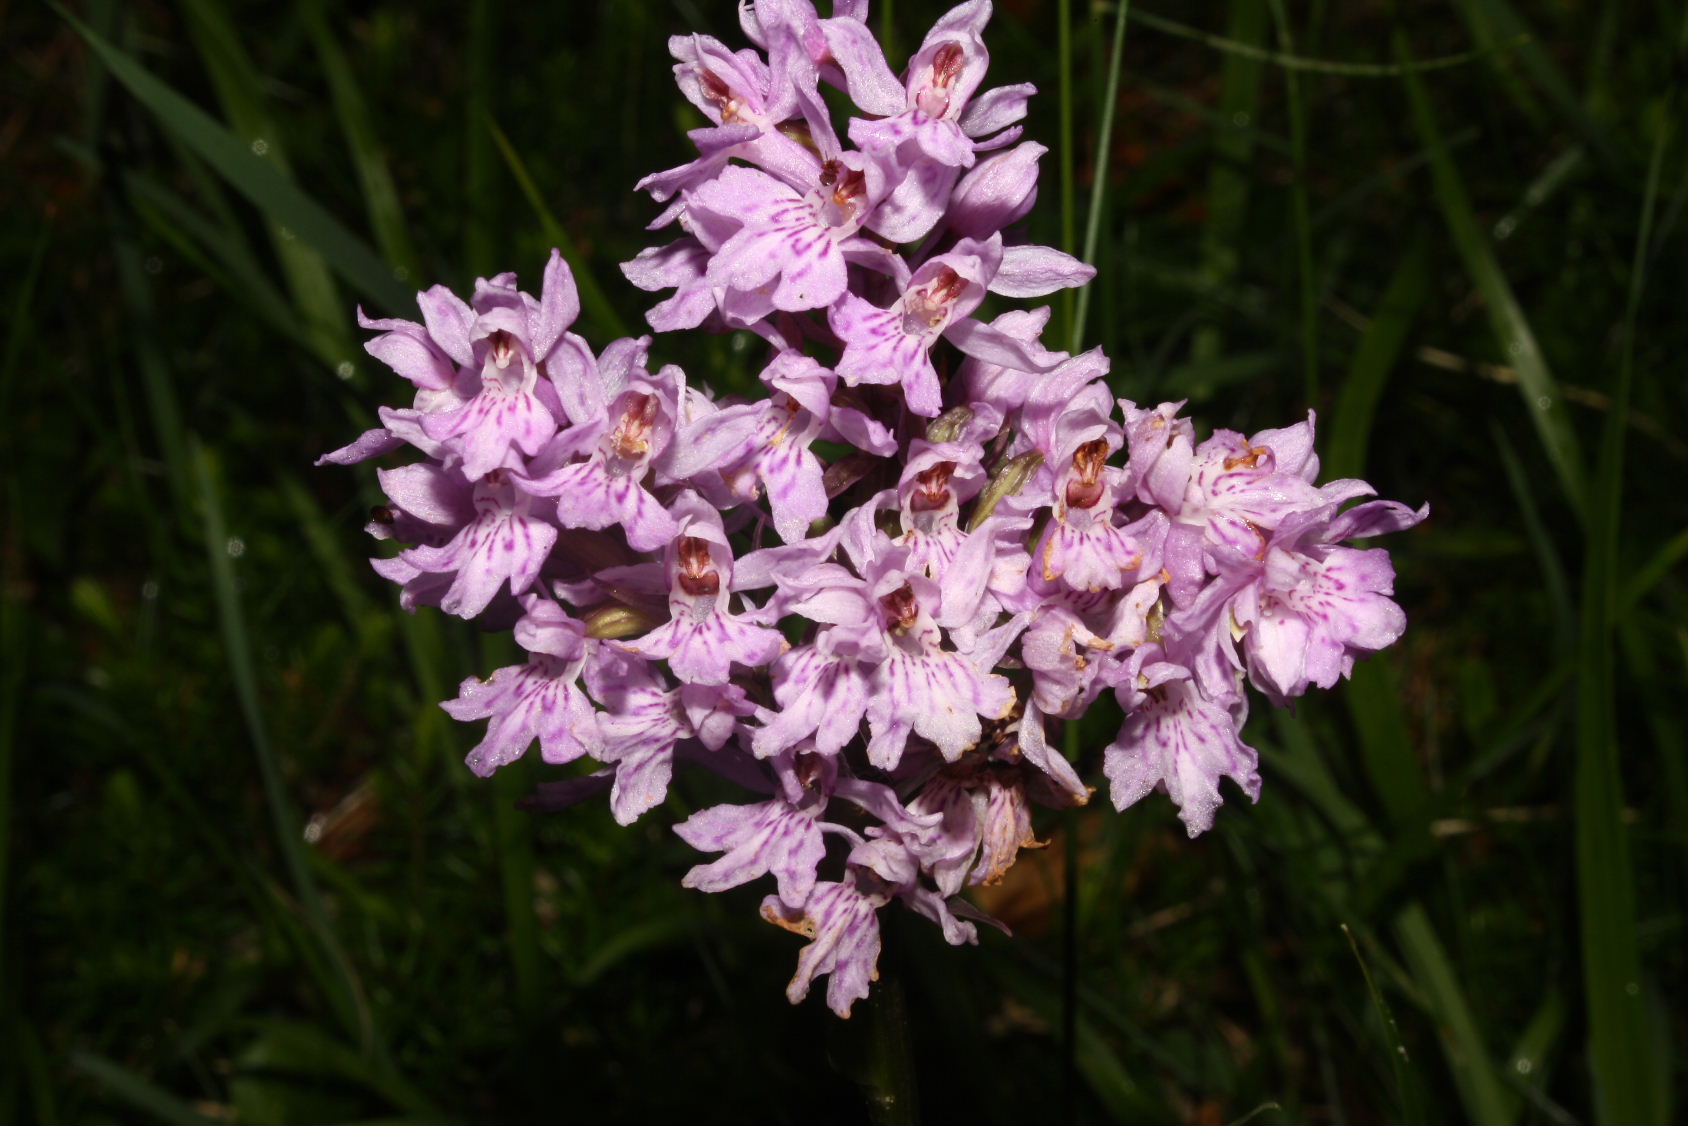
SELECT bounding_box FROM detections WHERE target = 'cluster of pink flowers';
[323,0,1423,1017]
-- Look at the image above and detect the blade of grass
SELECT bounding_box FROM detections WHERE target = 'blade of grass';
[1264,0,1317,403]
[191,438,375,1054]
[486,120,630,340]
[1505,990,1565,1106]
[1342,924,1425,1126]
[69,1052,219,1126]
[177,0,354,373]
[1348,661,1429,829]
[464,0,496,277]
[123,172,301,343]
[1070,0,1129,352]
[1128,8,1528,76]
[1490,145,1585,244]
[61,8,411,314]
[1325,241,1430,480]
[0,225,50,1126]
[1399,31,1587,519]
[1571,107,1669,1126]
[112,207,193,517]
[299,1,422,285]
[1617,528,1688,618]
[1190,0,1267,364]
[1452,0,1621,167]
[278,475,378,630]
[1394,905,1513,1126]
[1056,0,1075,348]
[1491,425,1574,649]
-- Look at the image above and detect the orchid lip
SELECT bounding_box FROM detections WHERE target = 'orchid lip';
[915,41,966,118]
[611,393,658,459]
[698,68,749,124]
[1223,445,1269,471]
[879,583,919,632]
[813,161,869,231]
[1064,439,1110,510]
[909,461,957,512]
[902,268,967,334]
[676,536,721,597]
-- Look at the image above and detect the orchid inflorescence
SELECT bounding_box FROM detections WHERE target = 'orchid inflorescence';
[321,0,1424,1018]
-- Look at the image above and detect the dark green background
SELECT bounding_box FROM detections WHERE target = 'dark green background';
[3,0,1683,1122]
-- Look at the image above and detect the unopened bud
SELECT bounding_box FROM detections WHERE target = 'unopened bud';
[925,406,974,444]
[585,603,659,640]
[968,451,1043,531]
[947,141,1046,240]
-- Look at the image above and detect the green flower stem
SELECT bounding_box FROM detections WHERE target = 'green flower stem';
[830,927,920,1125]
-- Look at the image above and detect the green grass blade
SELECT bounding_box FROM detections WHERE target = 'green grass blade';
[1070,0,1129,352]
[112,210,194,515]
[1394,905,1513,1126]
[1452,0,1621,166]
[278,475,378,630]
[1347,660,1430,829]
[176,0,355,373]
[1572,109,1669,1126]
[191,439,375,1053]
[0,222,50,1014]
[464,0,496,277]
[1264,0,1317,403]
[123,172,301,342]
[1399,32,1587,519]
[69,1052,219,1126]
[61,7,411,315]
[1325,241,1430,480]
[1343,924,1425,1126]
[1056,0,1075,348]
[487,120,631,340]
[1506,989,1565,1109]
[1128,8,1527,76]
[1617,528,1688,618]
[300,3,422,286]
[1490,145,1586,244]
[1190,0,1267,364]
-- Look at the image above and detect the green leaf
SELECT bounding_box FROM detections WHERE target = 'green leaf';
[61,7,412,315]
[192,440,375,1053]
[1071,0,1130,351]
[1572,106,1669,1126]
[70,1052,218,1126]
[1394,905,1513,1126]
[1399,31,1587,519]
[1344,924,1426,1125]
[1190,0,1267,365]
[1325,241,1431,481]
[487,119,631,340]
[176,0,353,372]
[299,1,422,285]
[1128,8,1529,76]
